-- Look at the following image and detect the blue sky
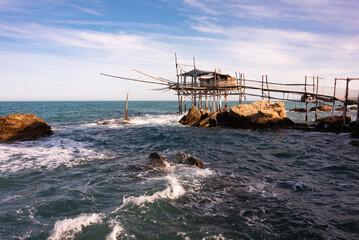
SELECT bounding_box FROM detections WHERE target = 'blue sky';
[0,0,358,100]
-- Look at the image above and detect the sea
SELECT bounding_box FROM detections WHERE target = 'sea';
[0,101,358,240]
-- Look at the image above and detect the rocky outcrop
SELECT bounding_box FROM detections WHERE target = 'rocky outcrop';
[195,110,230,128]
[310,105,331,112]
[179,101,294,129]
[0,113,53,142]
[229,101,294,129]
[179,106,202,126]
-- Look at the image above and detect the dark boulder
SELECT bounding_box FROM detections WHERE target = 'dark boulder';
[195,110,230,128]
[290,107,306,112]
[349,122,359,138]
[173,152,203,168]
[0,113,53,142]
[179,106,201,126]
[147,152,167,167]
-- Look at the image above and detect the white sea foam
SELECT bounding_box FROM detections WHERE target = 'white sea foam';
[122,175,185,207]
[106,219,124,240]
[47,213,104,240]
[0,137,101,173]
[96,114,181,128]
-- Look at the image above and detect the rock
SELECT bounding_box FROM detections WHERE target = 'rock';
[349,122,359,138]
[0,113,53,142]
[317,115,351,124]
[147,152,166,167]
[314,115,351,134]
[173,152,203,168]
[195,110,230,128]
[229,100,294,129]
[179,106,202,126]
[310,105,331,112]
[290,107,306,112]
[350,140,359,146]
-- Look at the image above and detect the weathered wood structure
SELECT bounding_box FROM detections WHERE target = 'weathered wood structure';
[101,54,359,124]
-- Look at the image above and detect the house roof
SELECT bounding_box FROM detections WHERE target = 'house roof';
[181,69,213,77]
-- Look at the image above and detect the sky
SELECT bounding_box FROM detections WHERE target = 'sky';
[0,0,358,101]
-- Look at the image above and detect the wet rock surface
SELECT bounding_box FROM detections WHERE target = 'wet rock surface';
[0,113,53,142]
[180,100,294,129]
[148,152,203,168]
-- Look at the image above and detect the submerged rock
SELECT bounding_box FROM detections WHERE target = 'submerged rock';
[147,152,167,167]
[0,113,53,142]
[290,107,307,112]
[173,152,203,168]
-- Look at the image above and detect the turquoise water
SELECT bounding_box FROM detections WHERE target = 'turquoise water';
[0,101,358,239]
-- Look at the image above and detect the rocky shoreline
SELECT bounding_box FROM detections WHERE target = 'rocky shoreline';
[179,100,359,145]
[0,113,53,142]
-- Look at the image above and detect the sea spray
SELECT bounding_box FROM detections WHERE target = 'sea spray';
[122,175,186,207]
[47,213,104,240]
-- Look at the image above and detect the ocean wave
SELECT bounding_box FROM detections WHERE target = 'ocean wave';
[0,137,103,174]
[122,175,186,207]
[95,114,181,128]
[106,219,124,240]
[47,213,104,240]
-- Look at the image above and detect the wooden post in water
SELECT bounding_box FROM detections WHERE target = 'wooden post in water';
[225,94,228,109]
[343,78,350,124]
[315,76,319,121]
[305,76,309,121]
[180,70,184,114]
[125,93,129,121]
[205,94,208,110]
[332,78,337,119]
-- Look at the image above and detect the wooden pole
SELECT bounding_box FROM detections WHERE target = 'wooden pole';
[125,93,129,121]
[315,76,319,121]
[175,53,180,114]
[261,75,264,100]
[305,76,309,121]
[332,78,337,119]
[205,93,208,111]
[180,70,183,114]
[225,94,228,109]
[239,73,243,105]
[312,75,315,93]
[243,73,246,104]
[343,78,350,124]
[266,75,270,101]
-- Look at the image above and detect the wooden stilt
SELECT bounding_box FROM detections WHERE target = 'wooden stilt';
[125,93,129,121]
[332,78,337,119]
[305,76,309,121]
[343,78,350,124]
[315,76,319,121]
